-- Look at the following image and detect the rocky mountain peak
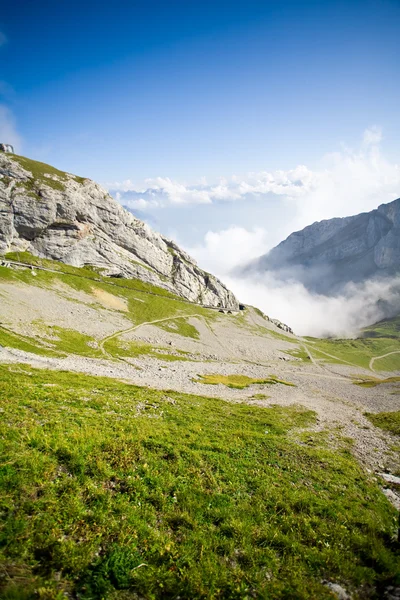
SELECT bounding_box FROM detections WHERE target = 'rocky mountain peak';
[245,197,400,294]
[0,152,238,309]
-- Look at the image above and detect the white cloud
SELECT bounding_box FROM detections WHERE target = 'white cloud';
[124,198,159,210]
[363,125,382,147]
[184,220,400,337]
[0,104,22,151]
[106,127,400,336]
[106,179,143,193]
[185,226,269,274]
[108,128,399,227]
[223,273,400,337]
[145,177,213,205]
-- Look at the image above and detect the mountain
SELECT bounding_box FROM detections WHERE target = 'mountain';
[246,197,400,294]
[0,152,237,309]
[0,155,399,599]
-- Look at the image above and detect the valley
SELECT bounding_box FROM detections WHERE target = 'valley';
[0,156,399,599]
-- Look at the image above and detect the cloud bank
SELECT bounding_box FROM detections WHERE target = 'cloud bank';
[184,224,400,337]
[108,128,400,337]
[109,127,400,237]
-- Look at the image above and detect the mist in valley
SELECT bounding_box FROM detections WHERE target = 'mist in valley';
[224,271,400,338]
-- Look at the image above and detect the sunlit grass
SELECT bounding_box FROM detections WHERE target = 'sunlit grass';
[0,365,398,599]
[195,373,296,389]
[365,411,400,437]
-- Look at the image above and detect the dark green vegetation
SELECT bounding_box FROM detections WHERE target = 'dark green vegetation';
[362,315,400,339]
[365,411,400,437]
[0,365,398,599]
[353,376,400,389]
[195,374,295,389]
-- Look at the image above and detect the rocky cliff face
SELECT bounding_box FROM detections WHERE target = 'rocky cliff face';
[0,153,238,308]
[247,197,400,294]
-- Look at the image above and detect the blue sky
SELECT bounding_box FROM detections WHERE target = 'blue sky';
[1,0,399,178]
[1,0,400,271]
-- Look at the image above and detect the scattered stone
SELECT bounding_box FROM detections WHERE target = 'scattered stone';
[381,488,400,510]
[383,586,400,599]
[379,473,400,486]
[323,581,351,599]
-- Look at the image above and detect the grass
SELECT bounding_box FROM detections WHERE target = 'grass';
[156,317,200,340]
[2,252,178,300]
[104,337,190,363]
[252,324,295,344]
[353,376,400,389]
[0,326,62,358]
[195,374,295,389]
[0,365,398,599]
[364,411,400,437]
[49,327,104,358]
[306,337,400,372]
[362,314,400,339]
[9,154,70,192]
[284,348,310,362]
[0,261,194,329]
[8,154,88,191]
[0,324,104,360]
[0,255,234,362]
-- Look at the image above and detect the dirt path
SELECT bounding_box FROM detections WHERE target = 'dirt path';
[369,350,400,372]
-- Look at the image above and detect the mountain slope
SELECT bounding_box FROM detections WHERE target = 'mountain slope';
[247,197,400,294]
[0,152,238,308]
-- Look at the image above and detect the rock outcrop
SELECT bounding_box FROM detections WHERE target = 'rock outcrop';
[0,153,238,309]
[246,197,400,294]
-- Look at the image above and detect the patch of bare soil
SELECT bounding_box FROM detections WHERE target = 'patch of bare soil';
[91,287,128,311]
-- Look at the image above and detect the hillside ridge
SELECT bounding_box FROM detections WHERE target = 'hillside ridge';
[0,152,238,308]
[246,196,400,294]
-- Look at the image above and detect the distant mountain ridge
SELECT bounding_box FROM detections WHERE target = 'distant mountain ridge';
[0,153,238,309]
[247,197,400,294]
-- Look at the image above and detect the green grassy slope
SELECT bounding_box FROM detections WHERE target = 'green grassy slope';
[365,411,400,436]
[304,313,400,372]
[6,154,87,192]
[0,256,227,359]
[306,336,400,372]
[362,314,400,339]
[0,365,398,599]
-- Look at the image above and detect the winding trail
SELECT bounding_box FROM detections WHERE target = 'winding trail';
[369,350,400,372]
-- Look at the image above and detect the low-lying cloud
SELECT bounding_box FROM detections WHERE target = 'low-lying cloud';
[223,273,400,338]
[184,224,400,337]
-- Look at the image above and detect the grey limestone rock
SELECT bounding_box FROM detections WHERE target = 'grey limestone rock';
[245,197,400,294]
[0,154,238,309]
